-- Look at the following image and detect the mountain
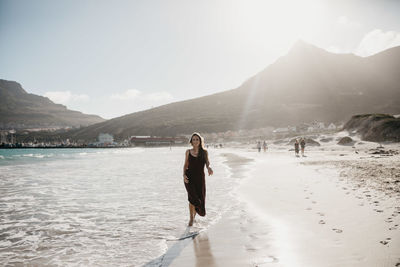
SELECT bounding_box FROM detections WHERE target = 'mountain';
[0,79,105,129]
[66,41,400,141]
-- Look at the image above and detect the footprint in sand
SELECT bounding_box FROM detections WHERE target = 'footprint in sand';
[332,228,343,233]
[317,212,325,217]
[306,207,312,211]
[248,233,260,240]
[245,244,259,252]
[385,217,393,223]
[254,256,279,266]
[379,240,389,245]
[319,220,326,225]
[312,201,317,204]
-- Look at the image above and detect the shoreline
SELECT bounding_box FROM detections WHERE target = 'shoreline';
[159,147,400,267]
[146,150,268,266]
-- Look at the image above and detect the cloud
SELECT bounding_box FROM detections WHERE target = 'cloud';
[326,46,341,54]
[143,92,174,102]
[110,89,141,100]
[43,89,176,119]
[44,91,89,104]
[108,89,175,115]
[355,29,400,57]
[111,89,174,103]
[335,16,361,30]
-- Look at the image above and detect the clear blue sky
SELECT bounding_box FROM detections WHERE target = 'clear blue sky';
[1,0,400,119]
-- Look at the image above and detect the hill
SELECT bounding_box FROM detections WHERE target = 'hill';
[0,79,105,129]
[66,41,400,141]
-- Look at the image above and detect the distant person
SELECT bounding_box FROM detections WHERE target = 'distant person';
[294,139,300,157]
[263,141,268,152]
[183,132,213,226]
[257,141,261,152]
[300,138,306,156]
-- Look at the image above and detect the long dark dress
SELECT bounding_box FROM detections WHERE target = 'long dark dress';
[184,152,206,216]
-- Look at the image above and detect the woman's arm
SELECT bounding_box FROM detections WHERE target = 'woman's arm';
[183,149,189,183]
[205,150,213,176]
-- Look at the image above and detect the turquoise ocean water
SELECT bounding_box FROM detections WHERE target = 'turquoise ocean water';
[0,147,237,266]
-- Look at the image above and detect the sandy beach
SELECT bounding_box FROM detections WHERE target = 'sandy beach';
[154,138,400,267]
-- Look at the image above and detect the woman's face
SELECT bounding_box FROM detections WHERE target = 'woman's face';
[191,135,200,148]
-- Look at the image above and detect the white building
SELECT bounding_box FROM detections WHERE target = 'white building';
[98,133,114,144]
[316,122,325,129]
[0,131,8,144]
[273,127,289,133]
[327,123,337,130]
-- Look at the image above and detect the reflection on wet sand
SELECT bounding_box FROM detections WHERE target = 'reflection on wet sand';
[194,232,215,267]
[144,227,198,266]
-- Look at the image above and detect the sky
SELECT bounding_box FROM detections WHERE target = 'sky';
[1,0,400,119]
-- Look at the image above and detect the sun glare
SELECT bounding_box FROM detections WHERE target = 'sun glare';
[228,0,325,44]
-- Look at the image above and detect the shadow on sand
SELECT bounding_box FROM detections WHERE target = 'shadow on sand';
[144,227,200,267]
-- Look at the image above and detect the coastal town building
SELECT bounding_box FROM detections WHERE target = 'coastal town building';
[1,129,17,144]
[0,131,8,144]
[328,123,337,130]
[98,133,114,144]
[130,136,187,146]
[273,127,289,133]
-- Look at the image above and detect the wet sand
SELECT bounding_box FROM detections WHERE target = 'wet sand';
[168,153,278,267]
[155,143,400,267]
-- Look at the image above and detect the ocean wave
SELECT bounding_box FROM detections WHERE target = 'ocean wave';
[0,147,240,266]
[21,153,45,158]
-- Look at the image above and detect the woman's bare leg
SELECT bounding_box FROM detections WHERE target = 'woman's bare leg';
[188,203,195,226]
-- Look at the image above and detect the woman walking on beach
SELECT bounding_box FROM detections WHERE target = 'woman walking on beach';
[183,133,213,226]
[300,138,306,156]
[294,139,300,157]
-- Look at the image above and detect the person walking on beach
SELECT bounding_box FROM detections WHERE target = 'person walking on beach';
[300,138,306,156]
[257,141,261,152]
[263,140,268,152]
[294,139,300,157]
[183,132,213,226]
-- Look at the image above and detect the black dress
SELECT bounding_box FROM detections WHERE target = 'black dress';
[184,152,206,216]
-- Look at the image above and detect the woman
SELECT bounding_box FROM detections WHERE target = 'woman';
[294,139,300,157]
[300,138,306,156]
[183,132,213,226]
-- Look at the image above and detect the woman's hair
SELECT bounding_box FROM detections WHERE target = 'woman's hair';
[190,132,207,160]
